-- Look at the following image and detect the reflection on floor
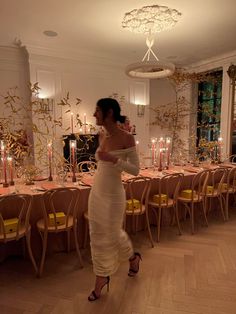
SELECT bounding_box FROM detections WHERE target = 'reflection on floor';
[1,210,236,314]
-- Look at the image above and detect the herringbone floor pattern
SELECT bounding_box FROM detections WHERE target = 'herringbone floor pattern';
[1,211,236,314]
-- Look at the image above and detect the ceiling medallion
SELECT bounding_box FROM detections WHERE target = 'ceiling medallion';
[122,4,182,79]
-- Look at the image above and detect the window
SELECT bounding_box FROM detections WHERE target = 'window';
[197,70,222,144]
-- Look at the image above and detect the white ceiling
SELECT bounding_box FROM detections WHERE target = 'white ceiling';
[1,0,236,66]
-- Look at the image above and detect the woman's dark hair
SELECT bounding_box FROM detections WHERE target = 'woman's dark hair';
[96,98,125,123]
[119,115,126,124]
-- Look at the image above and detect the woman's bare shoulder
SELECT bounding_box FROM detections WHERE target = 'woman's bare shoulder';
[119,130,135,147]
[97,131,105,145]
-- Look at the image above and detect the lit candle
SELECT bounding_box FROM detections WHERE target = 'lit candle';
[1,141,8,187]
[218,137,223,162]
[136,140,139,156]
[166,137,171,167]
[159,137,164,149]
[71,112,74,134]
[84,113,87,134]
[7,156,14,185]
[47,141,53,181]
[151,138,156,165]
[158,148,163,171]
[70,140,76,182]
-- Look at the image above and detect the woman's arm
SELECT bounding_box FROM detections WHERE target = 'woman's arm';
[97,133,139,176]
[114,134,139,176]
[115,147,139,176]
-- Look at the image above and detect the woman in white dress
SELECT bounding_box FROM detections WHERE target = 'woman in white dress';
[88,98,141,301]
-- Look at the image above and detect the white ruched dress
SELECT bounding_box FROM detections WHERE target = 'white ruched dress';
[88,146,139,276]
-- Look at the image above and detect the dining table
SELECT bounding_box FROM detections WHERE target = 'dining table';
[0,163,229,262]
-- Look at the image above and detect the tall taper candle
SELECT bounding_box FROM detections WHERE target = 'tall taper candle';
[70,140,76,182]
[166,138,171,168]
[1,141,8,187]
[218,137,223,162]
[47,141,53,181]
[158,148,163,172]
[7,156,14,185]
[151,139,156,165]
[136,140,139,155]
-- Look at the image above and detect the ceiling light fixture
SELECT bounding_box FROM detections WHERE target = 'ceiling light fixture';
[122,4,181,79]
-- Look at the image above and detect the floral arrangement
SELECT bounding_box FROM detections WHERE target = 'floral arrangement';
[17,164,41,185]
[0,83,93,178]
[150,68,221,160]
[196,138,218,162]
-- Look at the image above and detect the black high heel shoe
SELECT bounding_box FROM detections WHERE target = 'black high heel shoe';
[128,252,142,277]
[88,276,110,301]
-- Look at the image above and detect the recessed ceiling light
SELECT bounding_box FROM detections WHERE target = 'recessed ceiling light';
[43,30,58,37]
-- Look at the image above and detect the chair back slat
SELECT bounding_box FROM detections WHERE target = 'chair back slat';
[226,167,236,192]
[189,169,210,200]
[209,168,228,194]
[0,194,32,242]
[42,187,80,231]
[77,161,97,173]
[125,176,151,214]
[154,173,184,205]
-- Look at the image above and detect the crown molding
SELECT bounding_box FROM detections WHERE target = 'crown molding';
[25,43,128,68]
[186,49,236,72]
[0,45,28,65]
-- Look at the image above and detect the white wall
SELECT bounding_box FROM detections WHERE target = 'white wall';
[0,46,33,158]
[2,45,236,170]
[27,47,150,170]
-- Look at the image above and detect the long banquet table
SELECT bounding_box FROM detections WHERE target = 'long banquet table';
[0,163,229,261]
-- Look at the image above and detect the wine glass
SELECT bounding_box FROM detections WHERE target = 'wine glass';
[57,168,67,186]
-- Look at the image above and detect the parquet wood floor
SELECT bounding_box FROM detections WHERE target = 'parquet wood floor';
[1,211,236,314]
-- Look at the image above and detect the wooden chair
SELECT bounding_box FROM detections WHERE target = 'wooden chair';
[36,187,83,277]
[225,167,236,220]
[124,176,154,248]
[204,167,228,222]
[77,161,97,173]
[177,169,210,234]
[0,194,38,275]
[148,173,184,242]
[222,154,236,164]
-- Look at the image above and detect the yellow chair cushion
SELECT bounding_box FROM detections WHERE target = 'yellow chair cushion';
[1,218,19,233]
[153,194,167,205]
[48,212,66,226]
[180,189,196,199]
[126,199,140,211]
[206,185,214,194]
[216,183,228,192]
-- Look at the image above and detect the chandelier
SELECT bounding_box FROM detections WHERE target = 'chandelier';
[122,4,182,79]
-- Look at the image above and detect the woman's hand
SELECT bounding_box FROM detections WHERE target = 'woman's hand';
[97,151,118,164]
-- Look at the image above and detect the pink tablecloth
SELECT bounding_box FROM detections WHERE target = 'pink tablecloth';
[0,166,206,261]
[0,180,91,261]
